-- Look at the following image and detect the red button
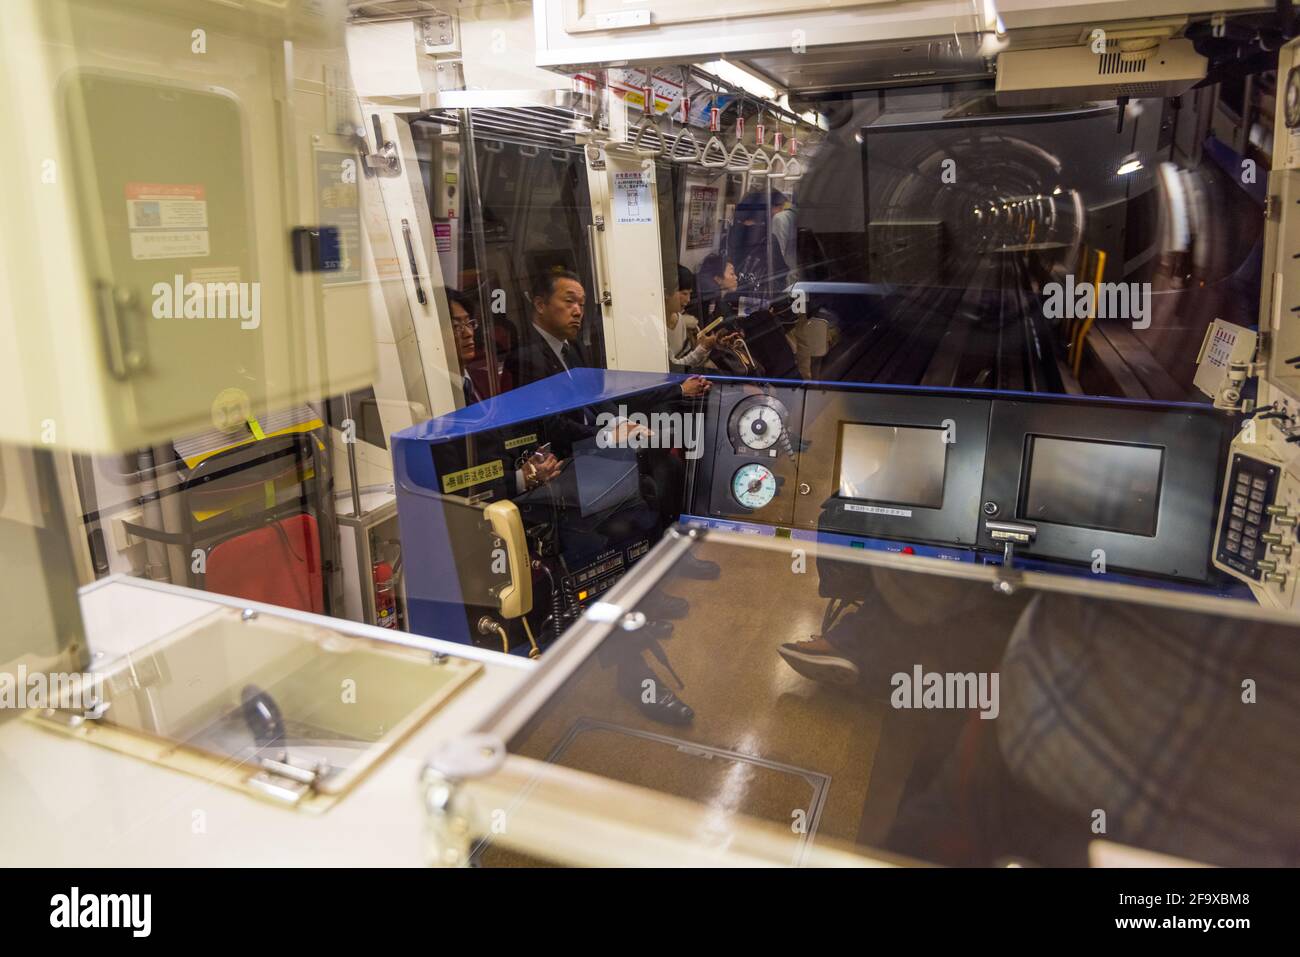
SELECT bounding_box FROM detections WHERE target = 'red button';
[902,546,915,555]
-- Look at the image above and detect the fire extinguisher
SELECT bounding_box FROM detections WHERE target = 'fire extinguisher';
[373,561,399,629]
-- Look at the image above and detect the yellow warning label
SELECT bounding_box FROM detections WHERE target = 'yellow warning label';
[441,459,505,493]
[504,433,539,450]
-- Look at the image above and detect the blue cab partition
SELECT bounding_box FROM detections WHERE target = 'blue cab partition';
[391,369,684,645]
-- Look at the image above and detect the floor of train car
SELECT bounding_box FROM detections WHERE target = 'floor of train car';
[475,541,1029,866]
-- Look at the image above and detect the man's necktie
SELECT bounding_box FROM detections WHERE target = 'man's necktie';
[559,342,594,424]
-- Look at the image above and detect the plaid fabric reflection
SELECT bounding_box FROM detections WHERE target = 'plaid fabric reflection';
[998,594,1300,867]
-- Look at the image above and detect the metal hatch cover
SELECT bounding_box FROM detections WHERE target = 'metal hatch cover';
[30,607,481,812]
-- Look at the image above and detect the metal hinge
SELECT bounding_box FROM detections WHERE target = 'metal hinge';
[1265,194,1278,221]
[359,113,400,175]
[92,281,148,380]
[419,14,455,51]
[40,696,111,729]
[246,755,332,805]
[593,215,606,232]
[422,733,506,867]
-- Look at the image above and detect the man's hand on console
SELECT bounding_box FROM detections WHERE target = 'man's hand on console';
[680,375,711,398]
[523,451,562,489]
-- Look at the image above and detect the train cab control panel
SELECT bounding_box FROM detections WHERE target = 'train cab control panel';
[1211,416,1300,608]
[395,370,1244,657]
[392,370,685,652]
[689,379,1238,590]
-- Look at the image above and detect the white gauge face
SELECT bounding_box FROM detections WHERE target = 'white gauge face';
[737,404,783,450]
[732,464,777,510]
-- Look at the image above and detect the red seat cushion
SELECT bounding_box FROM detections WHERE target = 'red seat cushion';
[204,514,323,614]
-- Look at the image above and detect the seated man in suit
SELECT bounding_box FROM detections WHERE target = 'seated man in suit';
[512,268,711,403]
[511,268,718,570]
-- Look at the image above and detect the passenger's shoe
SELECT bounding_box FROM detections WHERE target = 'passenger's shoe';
[637,688,695,725]
[777,637,860,686]
[676,553,721,580]
[616,660,694,725]
[637,591,689,620]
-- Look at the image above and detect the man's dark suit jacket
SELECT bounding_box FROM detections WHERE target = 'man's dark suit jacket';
[509,327,579,388]
[507,326,688,454]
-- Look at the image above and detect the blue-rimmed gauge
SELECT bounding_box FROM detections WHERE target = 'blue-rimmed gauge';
[732,463,777,509]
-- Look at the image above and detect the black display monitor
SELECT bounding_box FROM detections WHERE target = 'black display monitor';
[1020,436,1163,536]
[837,423,947,508]
[979,399,1231,582]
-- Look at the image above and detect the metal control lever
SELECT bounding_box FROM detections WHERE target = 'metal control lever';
[987,520,1038,568]
[360,113,400,173]
[986,520,1038,593]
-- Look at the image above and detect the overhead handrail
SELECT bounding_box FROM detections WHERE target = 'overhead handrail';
[784,156,804,181]
[631,116,665,157]
[726,141,752,172]
[749,148,771,174]
[665,65,697,164]
[669,125,701,163]
[700,135,729,168]
[767,153,789,179]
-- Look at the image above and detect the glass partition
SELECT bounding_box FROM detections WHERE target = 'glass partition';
[442,528,1300,867]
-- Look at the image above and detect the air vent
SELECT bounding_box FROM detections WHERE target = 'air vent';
[1116,82,1163,97]
[1098,51,1149,75]
[996,38,1205,106]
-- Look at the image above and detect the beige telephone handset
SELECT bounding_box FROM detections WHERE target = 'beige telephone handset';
[483,500,532,620]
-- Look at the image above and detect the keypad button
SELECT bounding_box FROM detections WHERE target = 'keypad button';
[1225,540,1240,554]
[1233,506,1247,519]
[1250,488,1266,503]
[1227,530,1242,543]
[1234,494,1249,508]
[1230,518,1244,531]
[1241,546,1256,560]
[1253,477,1269,491]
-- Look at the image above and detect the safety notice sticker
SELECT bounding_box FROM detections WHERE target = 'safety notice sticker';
[613,171,653,225]
[125,182,210,260]
[844,503,912,518]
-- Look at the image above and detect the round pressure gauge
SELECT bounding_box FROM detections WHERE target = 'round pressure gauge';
[728,395,789,452]
[737,403,783,450]
[732,463,777,510]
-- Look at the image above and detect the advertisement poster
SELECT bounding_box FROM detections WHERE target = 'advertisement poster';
[686,185,719,249]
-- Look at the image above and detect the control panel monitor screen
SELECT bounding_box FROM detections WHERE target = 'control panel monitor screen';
[837,424,946,508]
[1021,436,1163,536]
